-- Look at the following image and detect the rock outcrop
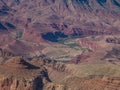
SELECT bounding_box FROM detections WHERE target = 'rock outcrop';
[0,52,119,90]
[76,37,101,51]
[64,76,120,90]
[0,56,51,90]
[0,0,120,90]
[31,57,67,72]
[0,48,14,58]
[103,47,120,63]
[106,37,120,44]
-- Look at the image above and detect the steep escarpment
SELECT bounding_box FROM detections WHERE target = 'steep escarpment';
[0,53,69,90]
[0,49,119,90]
[0,56,51,90]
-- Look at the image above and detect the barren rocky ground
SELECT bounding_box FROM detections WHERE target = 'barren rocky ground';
[0,0,120,90]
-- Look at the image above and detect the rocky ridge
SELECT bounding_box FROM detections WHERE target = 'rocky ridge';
[0,49,119,90]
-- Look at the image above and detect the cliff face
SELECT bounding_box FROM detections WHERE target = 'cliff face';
[0,48,14,58]
[0,56,50,90]
[0,76,42,90]
[0,53,68,90]
[0,50,119,90]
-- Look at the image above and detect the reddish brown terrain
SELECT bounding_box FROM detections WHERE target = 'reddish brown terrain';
[0,0,120,90]
[0,49,120,90]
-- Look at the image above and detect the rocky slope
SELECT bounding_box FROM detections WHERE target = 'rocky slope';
[106,37,120,44]
[0,55,67,90]
[0,49,119,90]
[0,50,67,90]
[0,0,120,90]
[0,56,48,90]
[0,0,120,58]
[64,76,120,90]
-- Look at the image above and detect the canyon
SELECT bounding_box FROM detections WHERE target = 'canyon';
[0,0,120,90]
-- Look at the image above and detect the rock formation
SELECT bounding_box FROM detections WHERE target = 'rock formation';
[64,76,120,90]
[0,0,120,90]
[0,56,51,90]
[0,50,119,90]
[106,37,120,44]
[0,48,14,58]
